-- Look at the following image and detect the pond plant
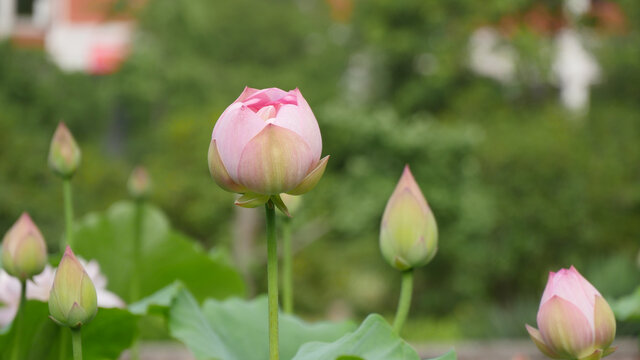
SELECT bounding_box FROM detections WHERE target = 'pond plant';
[0,86,622,360]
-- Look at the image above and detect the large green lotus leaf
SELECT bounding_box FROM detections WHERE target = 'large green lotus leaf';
[169,289,356,360]
[292,314,457,360]
[0,300,136,360]
[73,201,245,303]
[613,286,640,321]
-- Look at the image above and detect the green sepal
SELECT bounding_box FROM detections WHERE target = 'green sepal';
[270,195,291,217]
[235,193,270,208]
[579,349,602,360]
[602,347,617,358]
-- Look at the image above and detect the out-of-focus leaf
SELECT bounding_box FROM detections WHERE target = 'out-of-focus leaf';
[613,286,640,321]
[169,289,355,360]
[292,314,427,360]
[128,281,184,316]
[73,201,245,303]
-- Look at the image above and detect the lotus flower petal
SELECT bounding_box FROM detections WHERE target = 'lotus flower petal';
[593,295,616,349]
[538,295,595,359]
[271,88,322,162]
[236,124,314,195]
[526,324,563,359]
[287,155,329,195]
[212,103,267,181]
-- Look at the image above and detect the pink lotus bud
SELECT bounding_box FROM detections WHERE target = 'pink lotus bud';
[127,166,152,199]
[48,122,82,178]
[49,247,98,328]
[379,165,438,271]
[526,266,617,360]
[1,213,47,280]
[208,87,329,207]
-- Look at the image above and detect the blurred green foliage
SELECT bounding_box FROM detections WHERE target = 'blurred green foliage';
[1,0,639,339]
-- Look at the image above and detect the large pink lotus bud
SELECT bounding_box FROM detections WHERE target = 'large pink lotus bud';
[379,165,438,271]
[208,87,329,208]
[1,213,47,281]
[48,122,82,178]
[526,266,617,360]
[49,247,97,328]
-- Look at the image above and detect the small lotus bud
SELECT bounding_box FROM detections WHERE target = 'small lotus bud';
[49,247,97,328]
[526,266,617,360]
[127,166,152,199]
[1,213,47,280]
[280,194,302,215]
[379,165,438,271]
[48,122,81,178]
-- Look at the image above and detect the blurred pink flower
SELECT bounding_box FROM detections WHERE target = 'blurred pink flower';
[526,266,616,360]
[208,87,329,206]
[0,258,124,328]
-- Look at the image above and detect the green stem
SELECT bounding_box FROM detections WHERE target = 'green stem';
[392,270,414,334]
[63,179,74,249]
[130,199,143,302]
[61,179,74,359]
[265,202,279,360]
[129,200,144,360]
[59,330,69,360]
[10,280,26,360]
[71,328,83,360]
[282,217,293,314]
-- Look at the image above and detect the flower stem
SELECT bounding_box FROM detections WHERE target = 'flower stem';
[282,217,293,314]
[392,270,414,334]
[10,280,26,360]
[71,328,83,360]
[129,199,144,360]
[61,179,74,359]
[63,178,74,249]
[265,201,279,360]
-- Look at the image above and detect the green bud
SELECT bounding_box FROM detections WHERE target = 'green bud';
[127,166,152,199]
[49,246,97,328]
[379,165,438,271]
[1,213,47,280]
[48,122,81,178]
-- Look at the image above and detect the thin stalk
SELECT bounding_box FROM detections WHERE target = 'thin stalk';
[392,270,414,334]
[60,178,74,360]
[63,179,74,249]
[71,328,83,360]
[129,199,144,360]
[10,280,26,360]
[282,217,293,314]
[59,330,69,360]
[265,202,279,360]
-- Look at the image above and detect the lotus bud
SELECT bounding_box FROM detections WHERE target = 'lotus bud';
[1,213,47,280]
[48,122,81,178]
[379,165,438,271]
[49,247,97,328]
[209,87,329,209]
[526,266,617,360]
[127,166,152,199]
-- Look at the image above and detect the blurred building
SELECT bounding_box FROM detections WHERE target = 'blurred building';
[0,0,142,74]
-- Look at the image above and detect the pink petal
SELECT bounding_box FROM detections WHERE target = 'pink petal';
[234,87,262,103]
[540,267,599,328]
[212,103,268,181]
[538,295,595,359]
[271,88,322,163]
[593,295,616,348]
[238,88,293,111]
[236,124,314,195]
